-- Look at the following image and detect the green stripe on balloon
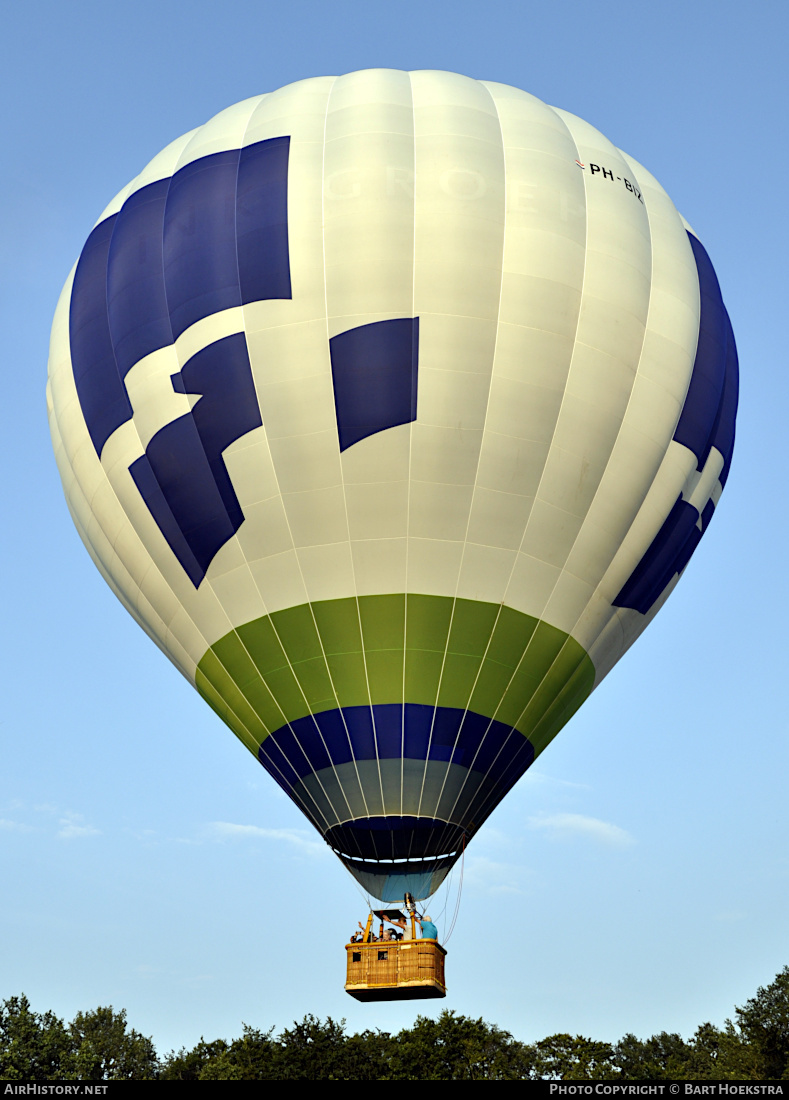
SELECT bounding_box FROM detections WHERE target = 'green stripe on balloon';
[195,595,595,758]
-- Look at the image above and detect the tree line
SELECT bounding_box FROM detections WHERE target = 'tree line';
[2,966,789,1081]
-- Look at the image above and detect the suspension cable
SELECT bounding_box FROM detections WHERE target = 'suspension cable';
[441,833,465,944]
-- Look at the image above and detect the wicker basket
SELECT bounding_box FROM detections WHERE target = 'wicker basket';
[345,938,447,1001]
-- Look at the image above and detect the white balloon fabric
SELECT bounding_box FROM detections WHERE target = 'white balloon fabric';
[47,70,737,901]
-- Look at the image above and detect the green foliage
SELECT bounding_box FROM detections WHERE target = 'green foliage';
[531,1033,616,1079]
[0,999,156,1082]
[69,1006,157,1080]
[389,1010,529,1080]
[0,995,74,1081]
[340,1027,395,1081]
[269,1015,353,1080]
[160,1018,391,1081]
[732,965,789,1079]
[613,1030,693,1079]
[271,1015,391,1080]
[195,1026,278,1080]
[159,1038,229,1081]
[686,1020,760,1080]
[611,1022,765,1081]
[607,970,789,1081]
[5,964,789,1081]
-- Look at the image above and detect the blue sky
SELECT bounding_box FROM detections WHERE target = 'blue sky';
[2,0,787,1057]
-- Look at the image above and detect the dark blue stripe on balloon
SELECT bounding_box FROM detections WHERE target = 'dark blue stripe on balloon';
[71,137,292,581]
[673,234,726,467]
[330,317,419,451]
[99,137,292,379]
[71,137,291,459]
[162,138,292,339]
[674,233,733,473]
[614,498,705,615]
[106,178,171,378]
[162,149,243,340]
[129,333,262,587]
[127,454,204,583]
[613,233,737,615]
[258,703,531,781]
[69,214,133,456]
[236,136,291,303]
[258,702,534,828]
[713,309,738,488]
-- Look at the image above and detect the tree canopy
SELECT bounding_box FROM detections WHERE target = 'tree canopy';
[4,966,789,1081]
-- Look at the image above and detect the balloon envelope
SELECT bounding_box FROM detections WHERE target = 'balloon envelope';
[48,70,737,901]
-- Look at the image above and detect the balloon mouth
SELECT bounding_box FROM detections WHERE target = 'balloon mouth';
[325,817,467,901]
[332,850,459,862]
[337,851,460,903]
[324,816,467,861]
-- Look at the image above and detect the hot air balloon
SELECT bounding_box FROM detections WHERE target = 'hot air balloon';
[47,70,737,921]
